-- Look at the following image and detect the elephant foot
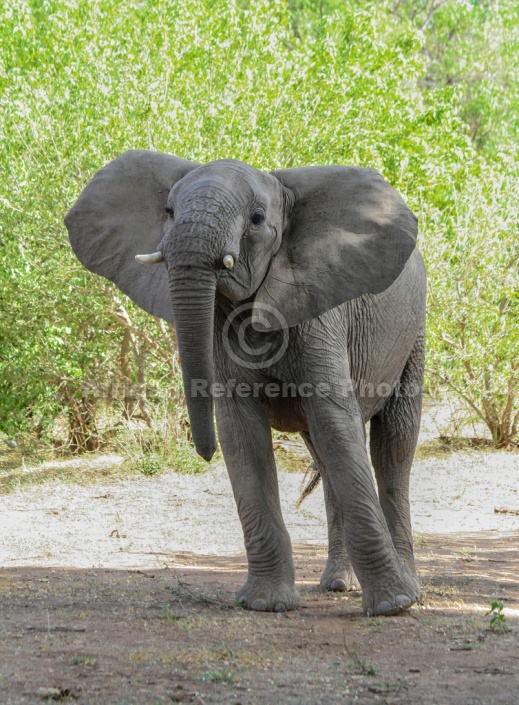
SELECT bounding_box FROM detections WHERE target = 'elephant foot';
[236,578,300,613]
[320,559,360,592]
[397,552,419,586]
[362,572,420,617]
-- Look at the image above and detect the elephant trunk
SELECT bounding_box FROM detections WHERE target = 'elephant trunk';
[169,268,217,461]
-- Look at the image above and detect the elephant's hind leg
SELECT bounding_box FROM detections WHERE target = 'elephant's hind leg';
[301,432,360,592]
[369,331,425,585]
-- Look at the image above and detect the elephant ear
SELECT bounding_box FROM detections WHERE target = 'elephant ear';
[65,150,200,323]
[252,166,417,330]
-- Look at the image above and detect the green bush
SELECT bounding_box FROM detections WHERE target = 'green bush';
[117,398,208,475]
[0,0,517,450]
[423,159,519,447]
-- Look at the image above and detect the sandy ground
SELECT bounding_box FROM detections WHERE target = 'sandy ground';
[3,401,518,570]
[1,449,518,569]
[1,405,519,705]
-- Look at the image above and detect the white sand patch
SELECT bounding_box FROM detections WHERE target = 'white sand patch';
[1,449,518,569]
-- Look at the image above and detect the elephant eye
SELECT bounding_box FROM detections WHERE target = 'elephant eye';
[165,206,174,217]
[251,209,265,226]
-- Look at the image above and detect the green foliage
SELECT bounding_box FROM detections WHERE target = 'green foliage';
[485,600,510,632]
[129,444,208,477]
[410,0,519,159]
[0,0,517,452]
[117,399,209,476]
[291,0,519,159]
[423,160,519,446]
[132,452,164,477]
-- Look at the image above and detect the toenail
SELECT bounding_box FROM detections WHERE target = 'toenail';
[330,579,347,591]
[396,595,412,608]
[250,599,268,611]
[274,603,286,612]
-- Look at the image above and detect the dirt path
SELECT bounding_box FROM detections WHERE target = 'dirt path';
[1,535,518,704]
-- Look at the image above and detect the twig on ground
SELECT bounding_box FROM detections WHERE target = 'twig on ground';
[25,625,86,632]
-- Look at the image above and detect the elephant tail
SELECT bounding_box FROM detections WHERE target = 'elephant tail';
[296,462,321,507]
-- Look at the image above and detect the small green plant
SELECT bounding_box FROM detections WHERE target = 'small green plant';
[169,444,208,475]
[162,605,181,621]
[485,600,510,631]
[459,547,474,562]
[134,452,163,476]
[117,400,210,477]
[196,668,238,684]
[372,679,407,694]
[347,655,379,675]
[365,617,386,631]
[165,581,222,607]
[70,655,97,666]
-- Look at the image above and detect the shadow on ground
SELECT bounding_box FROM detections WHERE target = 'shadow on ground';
[1,534,518,705]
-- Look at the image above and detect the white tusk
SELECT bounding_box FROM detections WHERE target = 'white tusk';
[135,251,164,265]
[223,254,235,269]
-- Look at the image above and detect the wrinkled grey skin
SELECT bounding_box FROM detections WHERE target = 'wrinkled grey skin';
[65,151,426,617]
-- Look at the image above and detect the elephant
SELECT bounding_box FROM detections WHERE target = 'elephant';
[65,150,426,617]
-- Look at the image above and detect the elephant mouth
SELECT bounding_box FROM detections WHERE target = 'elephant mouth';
[216,254,274,305]
[216,260,249,301]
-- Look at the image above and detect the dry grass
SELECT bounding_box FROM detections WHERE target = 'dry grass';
[414,436,518,460]
[0,449,130,495]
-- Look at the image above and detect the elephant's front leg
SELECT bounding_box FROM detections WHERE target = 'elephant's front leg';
[216,393,299,612]
[303,384,419,616]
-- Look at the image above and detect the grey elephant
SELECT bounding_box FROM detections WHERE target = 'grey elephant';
[65,151,426,616]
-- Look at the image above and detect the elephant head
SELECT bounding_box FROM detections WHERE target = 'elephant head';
[65,150,417,461]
